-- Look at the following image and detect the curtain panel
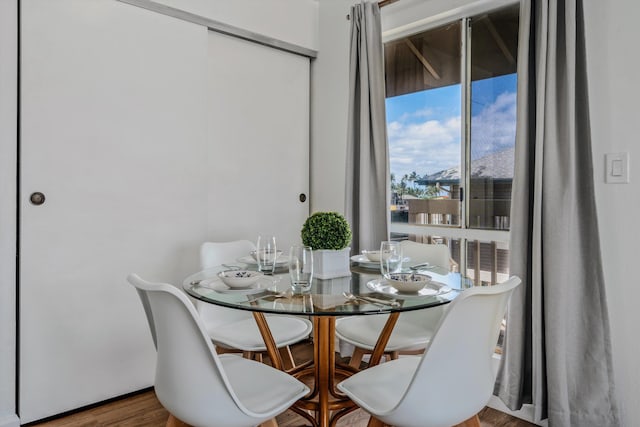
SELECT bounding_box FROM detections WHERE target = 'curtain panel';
[494,1,619,425]
[345,1,389,254]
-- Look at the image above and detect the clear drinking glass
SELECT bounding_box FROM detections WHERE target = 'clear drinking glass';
[380,241,403,278]
[256,234,277,274]
[289,245,313,293]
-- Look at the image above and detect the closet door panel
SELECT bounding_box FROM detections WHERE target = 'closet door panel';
[20,0,208,422]
[205,32,310,249]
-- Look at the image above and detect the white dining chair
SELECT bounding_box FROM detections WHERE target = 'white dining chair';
[197,240,312,368]
[337,276,521,427]
[336,240,451,368]
[400,240,451,271]
[127,273,309,427]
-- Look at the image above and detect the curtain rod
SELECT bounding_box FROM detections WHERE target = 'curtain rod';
[347,0,400,20]
[378,0,401,7]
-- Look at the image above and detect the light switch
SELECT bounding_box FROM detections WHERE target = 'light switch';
[611,159,623,176]
[605,153,629,183]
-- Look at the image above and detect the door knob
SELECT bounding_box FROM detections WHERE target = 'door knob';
[299,193,307,203]
[30,192,46,206]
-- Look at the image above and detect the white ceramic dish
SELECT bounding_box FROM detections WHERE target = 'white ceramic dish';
[198,276,276,294]
[351,255,411,269]
[361,250,382,262]
[237,254,289,266]
[385,272,432,293]
[217,270,263,288]
[366,278,451,299]
[250,249,283,263]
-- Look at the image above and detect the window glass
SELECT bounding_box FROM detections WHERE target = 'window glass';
[469,7,518,229]
[385,22,461,226]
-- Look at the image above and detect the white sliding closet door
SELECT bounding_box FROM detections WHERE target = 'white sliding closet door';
[20,0,208,422]
[205,32,310,249]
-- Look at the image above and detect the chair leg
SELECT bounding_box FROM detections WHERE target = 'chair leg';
[367,415,388,427]
[166,414,190,427]
[349,347,366,369]
[453,414,481,427]
[215,345,241,355]
[259,418,278,427]
[280,345,296,370]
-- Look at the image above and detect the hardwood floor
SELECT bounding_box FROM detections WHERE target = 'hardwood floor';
[31,342,536,427]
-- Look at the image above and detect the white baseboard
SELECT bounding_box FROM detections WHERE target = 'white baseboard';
[0,412,20,427]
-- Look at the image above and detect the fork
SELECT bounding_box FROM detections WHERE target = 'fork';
[342,292,400,308]
[245,291,289,304]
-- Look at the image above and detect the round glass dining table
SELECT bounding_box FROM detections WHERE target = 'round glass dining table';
[184,263,468,427]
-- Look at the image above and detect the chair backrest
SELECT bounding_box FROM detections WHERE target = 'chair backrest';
[400,240,451,270]
[127,273,257,426]
[391,276,521,427]
[198,240,257,325]
[201,240,256,269]
[134,287,157,349]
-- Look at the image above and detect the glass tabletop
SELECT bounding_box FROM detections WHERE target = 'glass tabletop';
[183,264,469,316]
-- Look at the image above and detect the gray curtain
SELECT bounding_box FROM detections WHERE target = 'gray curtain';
[345,1,389,255]
[494,1,619,425]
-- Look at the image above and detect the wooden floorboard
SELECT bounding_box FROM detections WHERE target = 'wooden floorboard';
[30,342,536,427]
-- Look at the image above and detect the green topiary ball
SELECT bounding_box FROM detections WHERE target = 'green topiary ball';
[301,212,352,251]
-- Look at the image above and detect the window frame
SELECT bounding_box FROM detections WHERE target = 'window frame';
[383,1,518,281]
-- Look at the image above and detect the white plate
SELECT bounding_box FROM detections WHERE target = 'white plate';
[198,276,277,294]
[351,255,411,269]
[365,278,451,299]
[237,254,290,266]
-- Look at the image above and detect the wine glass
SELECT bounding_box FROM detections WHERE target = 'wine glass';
[289,245,313,293]
[256,234,277,274]
[380,241,403,278]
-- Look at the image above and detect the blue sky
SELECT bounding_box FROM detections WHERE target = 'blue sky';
[386,73,517,181]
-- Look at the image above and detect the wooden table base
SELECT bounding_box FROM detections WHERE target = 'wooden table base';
[287,317,361,427]
[252,312,400,427]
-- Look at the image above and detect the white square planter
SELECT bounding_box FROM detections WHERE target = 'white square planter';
[312,247,351,279]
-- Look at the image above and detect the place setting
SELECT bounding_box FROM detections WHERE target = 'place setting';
[364,241,452,299]
[236,234,290,273]
[351,248,410,270]
[194,270,280,295]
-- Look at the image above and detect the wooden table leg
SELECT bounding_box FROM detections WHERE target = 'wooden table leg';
[314,316,334,427]
[368,312,399,367]
[252,312,284,371]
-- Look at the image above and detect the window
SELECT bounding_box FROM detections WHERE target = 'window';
[385,5,518,285]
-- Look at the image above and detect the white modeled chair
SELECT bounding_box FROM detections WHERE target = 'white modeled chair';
[336,241,451,368]
[400,240,451,271]
[337,276,521,427]
[127,273,309,427]
[197,240,312,368]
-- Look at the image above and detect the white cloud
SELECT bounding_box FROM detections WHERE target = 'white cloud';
[388,117,461,179]
[470,91,517,159]
[388,91,516,180]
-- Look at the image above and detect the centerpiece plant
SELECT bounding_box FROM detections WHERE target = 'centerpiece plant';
[301,212,352,279]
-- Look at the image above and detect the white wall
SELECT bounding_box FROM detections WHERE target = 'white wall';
[313,0,638,425]
[585,0,640,425]
[0,0,18,424]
